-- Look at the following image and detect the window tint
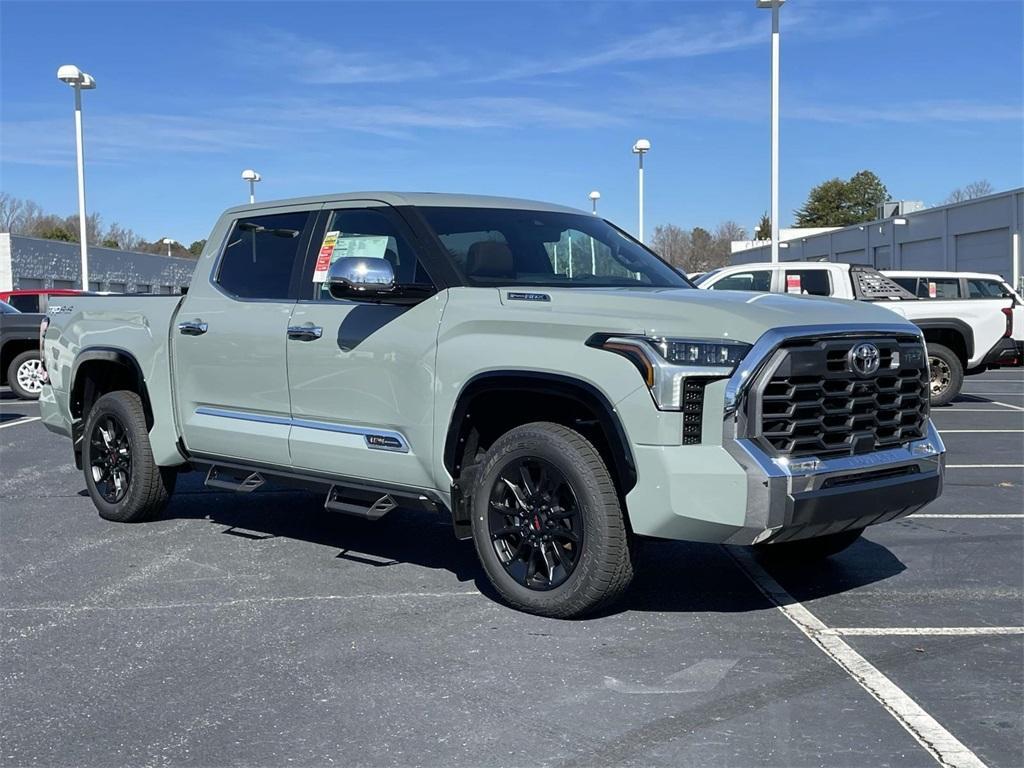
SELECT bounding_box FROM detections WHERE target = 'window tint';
[967,279,1010,298]
[217,211,312,300]
[785,269,831,296]
[8,295,40,312]
[418,207,687,288]
[710,270,772,292]
[0,300,18,314]
[313,208,432,298]
[890,277,918,293]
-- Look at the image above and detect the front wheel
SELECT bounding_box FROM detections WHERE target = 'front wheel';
[927,343,963,407]
[82,391,176,523]
[7,350,45,400]
[470,422,635,618]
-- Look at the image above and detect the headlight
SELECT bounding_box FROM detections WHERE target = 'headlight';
[590,335,751,411]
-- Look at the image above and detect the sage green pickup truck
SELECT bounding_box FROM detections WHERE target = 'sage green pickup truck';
[39,193,945,617]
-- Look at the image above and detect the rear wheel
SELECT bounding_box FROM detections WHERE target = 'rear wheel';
[926,343,963,407]
[470,422,634,618]
[82,391,176,523]
[7,351,44,400]
[755,529,863,562]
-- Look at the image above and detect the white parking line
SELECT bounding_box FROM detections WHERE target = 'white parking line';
[911,513,1023,518]
[946,464,1024,468]
[727,546,987,768]
[933,409,1024,413]
[938,429,1024,432]
[827,627,1024,636]
[0,416,41,430]
[960,392,1024,396]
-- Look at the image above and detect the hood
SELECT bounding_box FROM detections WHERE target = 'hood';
[503,287,917,343]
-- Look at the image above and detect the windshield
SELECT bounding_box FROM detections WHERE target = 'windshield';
[0,300,18,314]
[417,207,690,288]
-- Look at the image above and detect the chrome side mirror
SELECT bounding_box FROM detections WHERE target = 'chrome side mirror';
[327,257,395,299]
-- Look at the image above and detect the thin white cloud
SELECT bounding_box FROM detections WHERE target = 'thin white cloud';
[789,100,1024,124]
[231,29,454,84]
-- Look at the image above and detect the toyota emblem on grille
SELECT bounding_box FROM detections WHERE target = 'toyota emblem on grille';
[848,342,881,376]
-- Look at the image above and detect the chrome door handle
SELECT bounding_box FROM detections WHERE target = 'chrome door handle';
[287,325,323,341]
[178,321,208,336]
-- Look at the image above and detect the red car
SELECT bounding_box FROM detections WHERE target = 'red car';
[0,289,86,314]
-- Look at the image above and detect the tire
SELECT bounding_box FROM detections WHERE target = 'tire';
[470,422,634,618]
[926,343,963,407]
[754,529,863,562]
[82,391,176,523]
[7,350,45,400]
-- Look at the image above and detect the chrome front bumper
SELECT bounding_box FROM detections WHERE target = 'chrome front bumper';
[722,421,944,544]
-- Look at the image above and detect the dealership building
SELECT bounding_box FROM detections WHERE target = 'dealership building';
[731,187,1023,289]
[0,233,196,294]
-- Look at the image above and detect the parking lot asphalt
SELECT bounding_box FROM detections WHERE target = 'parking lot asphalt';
[1,370,1021,768]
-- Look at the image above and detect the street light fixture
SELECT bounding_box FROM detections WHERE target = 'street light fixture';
[56,64,96,290]
[631,139,651,243]
[756,0,784,263]
[241,169,261,204]
[588,190,601,215]
[161,238,176,258]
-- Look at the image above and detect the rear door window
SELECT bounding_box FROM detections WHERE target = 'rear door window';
[8,295,39,312]
[216,211,314,300]
[709,270,772,292]
[785,269,831,296]
[921,278,960,298]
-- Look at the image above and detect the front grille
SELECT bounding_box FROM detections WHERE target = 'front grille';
[753,337,929,459]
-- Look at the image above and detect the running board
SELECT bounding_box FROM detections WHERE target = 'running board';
[324,485,397,521]
[204,466,265,493]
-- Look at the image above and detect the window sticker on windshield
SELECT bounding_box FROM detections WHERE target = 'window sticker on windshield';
[786,274,802,294]
[313,231,340,283]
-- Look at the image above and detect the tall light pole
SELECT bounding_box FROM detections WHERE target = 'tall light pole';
[632,139,650,243]
[56,65,96,290]
[757,0,784,263]
[241,169,261,204]
[161,238,176,258]
[588,190,601,215]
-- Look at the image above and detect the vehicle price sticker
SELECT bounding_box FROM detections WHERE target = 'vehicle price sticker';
[786,274,802,294]
[312,232,391,283]
[312,231,340,283]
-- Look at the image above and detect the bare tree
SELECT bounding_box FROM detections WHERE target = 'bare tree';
[649,224,691,270]
[945,179,994,204]
[0,192,24,232]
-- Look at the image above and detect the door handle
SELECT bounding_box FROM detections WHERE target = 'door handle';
[287,325,323,341]
[178,321,208,336]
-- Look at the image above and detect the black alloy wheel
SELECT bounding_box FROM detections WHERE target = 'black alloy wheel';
[88,413,133,503]
[487,457,583,591]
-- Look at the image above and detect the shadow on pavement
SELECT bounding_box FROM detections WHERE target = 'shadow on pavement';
[156,471,907,617]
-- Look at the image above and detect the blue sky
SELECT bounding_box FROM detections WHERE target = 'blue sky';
[1,0,1022,245]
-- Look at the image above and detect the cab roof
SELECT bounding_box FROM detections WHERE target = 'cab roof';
[223,192,586,217]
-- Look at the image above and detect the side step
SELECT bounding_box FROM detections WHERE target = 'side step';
[325,485,397,521]
[204,466,265,493]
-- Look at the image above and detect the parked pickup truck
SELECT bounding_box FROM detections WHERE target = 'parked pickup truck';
[1,299,47,400]
[39,193,946,617]
[695,262,1017,406]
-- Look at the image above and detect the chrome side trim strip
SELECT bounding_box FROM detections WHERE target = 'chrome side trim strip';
[193,407,411,453]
